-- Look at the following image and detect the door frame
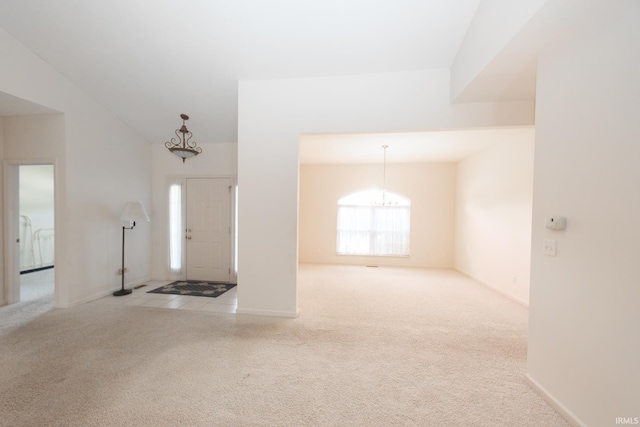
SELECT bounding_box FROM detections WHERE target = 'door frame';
[2,159,58,306]
[166,175,237,284]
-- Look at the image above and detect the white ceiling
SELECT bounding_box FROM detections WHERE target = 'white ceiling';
[299,127,535,164]
[0,0,482,145]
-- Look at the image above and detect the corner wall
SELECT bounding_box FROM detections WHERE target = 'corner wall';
[238,68,534,317]
[454,128,534,304]
[451,0,548,100]
[527,2,640,425]
[0,27,151,307]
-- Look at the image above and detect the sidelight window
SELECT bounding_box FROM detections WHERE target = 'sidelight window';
[169,183,182,274]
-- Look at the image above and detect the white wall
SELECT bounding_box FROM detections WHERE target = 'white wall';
[150,142,237,281]
[300,163,456,268]
[527,2,640,425]
[454,129,534,305]
[238,68,534,317]
[451,0,548,100]
[0,27,151,307]
[450,0,600,103]
[2,114,65,302]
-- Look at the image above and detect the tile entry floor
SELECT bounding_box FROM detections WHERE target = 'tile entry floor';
[118,280,238,314]
[11,271,237,316]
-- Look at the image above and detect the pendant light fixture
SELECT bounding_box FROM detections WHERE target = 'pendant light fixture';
[372,144,397,206]
[164,114,202,163]
[381,144,389,186]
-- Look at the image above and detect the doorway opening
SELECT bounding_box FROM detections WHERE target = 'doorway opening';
[19,165,55,303]
[2,161,57,307]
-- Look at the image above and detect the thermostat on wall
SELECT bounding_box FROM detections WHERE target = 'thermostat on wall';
[545,216,566,230]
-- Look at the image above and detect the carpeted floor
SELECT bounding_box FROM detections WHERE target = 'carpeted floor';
[0,268,54,335]
[0,264,569,426]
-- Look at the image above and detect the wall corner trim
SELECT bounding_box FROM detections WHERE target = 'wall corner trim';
[525,373,586,427]
[56,277,152,309]
[455,268,529,307]
[235,307,299,318]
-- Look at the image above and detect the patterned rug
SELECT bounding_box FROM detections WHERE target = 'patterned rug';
[147,281,236,298]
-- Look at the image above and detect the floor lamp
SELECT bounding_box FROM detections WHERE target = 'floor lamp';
[114,201,150,296]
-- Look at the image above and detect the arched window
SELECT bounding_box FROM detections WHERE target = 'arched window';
[336,189,410,256]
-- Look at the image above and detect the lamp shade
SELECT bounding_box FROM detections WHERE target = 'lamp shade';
[120,201,150,222]
[169,147,200,160]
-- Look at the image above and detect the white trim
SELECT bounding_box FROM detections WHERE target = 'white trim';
[525,374,586,427]
[231,181,238,282]
[456,268,528,307]
[165,176,186,281]
[3,159,59,307]
[58,277,151,308]
[3,162,20,306]
[236,307,299,318]
[168,182,183,275]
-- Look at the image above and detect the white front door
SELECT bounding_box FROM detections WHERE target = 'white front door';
[186,178,231,282]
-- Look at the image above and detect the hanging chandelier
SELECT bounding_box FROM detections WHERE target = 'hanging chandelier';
[164,114,202,163]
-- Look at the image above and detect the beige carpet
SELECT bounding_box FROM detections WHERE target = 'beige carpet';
[0,264,569,426]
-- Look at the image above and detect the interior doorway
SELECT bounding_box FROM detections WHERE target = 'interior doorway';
[2,161,56,306]
[19,165,55,302]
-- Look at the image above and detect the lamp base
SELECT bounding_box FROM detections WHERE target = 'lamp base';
[113,288,133,296]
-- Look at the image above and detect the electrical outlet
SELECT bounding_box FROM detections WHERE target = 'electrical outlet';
[543,239,557,257]
[117,268,129,275]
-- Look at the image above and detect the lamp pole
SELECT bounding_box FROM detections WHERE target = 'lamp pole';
[113,221,136,296]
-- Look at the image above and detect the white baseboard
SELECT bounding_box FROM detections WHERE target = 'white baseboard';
[57,277,151,309]
[236,307,299,318]
[525,374,586,427]
[456,269,528,307]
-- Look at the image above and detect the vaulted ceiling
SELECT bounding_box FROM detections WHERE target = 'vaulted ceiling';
[0,0,483,146]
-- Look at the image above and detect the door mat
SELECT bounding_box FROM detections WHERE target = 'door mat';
[147,281,236,298]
